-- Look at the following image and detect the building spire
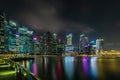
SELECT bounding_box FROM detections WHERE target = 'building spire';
[0,11,4,20]
[3,12,6,21]
[3,11,7,25]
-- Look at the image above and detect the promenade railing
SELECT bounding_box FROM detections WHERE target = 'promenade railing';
[2,58,41,80]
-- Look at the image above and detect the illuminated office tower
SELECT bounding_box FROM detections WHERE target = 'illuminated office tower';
[57,38,64,54]
[66,33,72,45]
[1,13,10,53]
[26,30,34,54]
[96,39,104,54]
[18,26,34,54]
[65,33,74,53]
[18,26,28,53]
[6,20,17,53]
[43,32,53,55]
[33,36,40,54]
[52,33,58,54]
[79,34,89,53]
[0,15,5,53]
[0,13,35,54]
[0,13,17,53]
[42,33,47,54]
[90,40,96,54]
[39,36,43,54]
[46,32,53,54]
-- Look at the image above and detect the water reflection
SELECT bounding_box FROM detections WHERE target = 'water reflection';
[90,57,98,79]
[83,56,98,79]
[27,60,32,72]
[44,57,48,72]
[51,63,57,80]
[57,58,63,80]
[32,62,38,76]
[83,56,89,76]
[22,61,27,68]
[64,57,74,80]
[19,56,120,80]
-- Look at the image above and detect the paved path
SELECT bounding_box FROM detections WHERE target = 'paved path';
[0,59,18,80]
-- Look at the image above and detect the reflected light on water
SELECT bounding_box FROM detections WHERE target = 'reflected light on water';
[19,56,120,80]
[44,57,48,72]
[52,64,57,80]
[27,60,32,71]
[83,56,89,76]
[64,57,74,80]
[57,58,63,80]
[83,56,98,79]
[32,62,38,76]
[22,61,27,68]
[90,57,98,79]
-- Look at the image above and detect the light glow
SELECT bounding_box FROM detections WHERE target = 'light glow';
[0,71,16,76]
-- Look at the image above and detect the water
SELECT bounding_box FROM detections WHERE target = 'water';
[19,56,120,80]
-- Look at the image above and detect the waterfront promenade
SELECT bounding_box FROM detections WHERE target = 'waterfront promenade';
[0,54,40,80]
[0,59,18,80]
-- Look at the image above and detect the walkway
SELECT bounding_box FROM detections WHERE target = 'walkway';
[0,59,23,80]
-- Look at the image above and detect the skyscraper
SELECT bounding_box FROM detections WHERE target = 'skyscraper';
[52,33,58,54]
[33,36,40,54]
[18,26,34,54]
[57,38,64,54]
[0,15,5,53]
[39,36,43,54]
[79,34,89,53]
[66,33,72,46]
[65,33,74,53]
[6,20,17,53]
[42,32,53,55]
[96,39,104,54]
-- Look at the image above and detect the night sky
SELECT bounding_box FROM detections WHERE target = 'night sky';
[0,0,120,50]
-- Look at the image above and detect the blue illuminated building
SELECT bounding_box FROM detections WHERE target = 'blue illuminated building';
[17,26,34,54]
[33,36,40,54]
[96,39,104,54]
[0,13,34,54]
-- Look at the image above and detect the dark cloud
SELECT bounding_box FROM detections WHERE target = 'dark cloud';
[0,0,120,50]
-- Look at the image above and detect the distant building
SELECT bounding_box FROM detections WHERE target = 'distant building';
[6,20,17,53]
[18,26,34,54]
[79,34,89,53]
[52,33,58,54]
[1,13,36,54]
[1,15,18,54]
[26,30,34,54]
[0,13,18,54]
[42,32,53,55]
[90,40,96,54]
[96,39,104,54]
[42,33,47,54]
[41,33,64,55]
[0,15,5,53]
[66,33,72,45]
[65,33,74,53]
[33,36,40,54]
[39,36,43,54]
[57,38,64,54]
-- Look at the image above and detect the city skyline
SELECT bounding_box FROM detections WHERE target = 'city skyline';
[0,0,120,50]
